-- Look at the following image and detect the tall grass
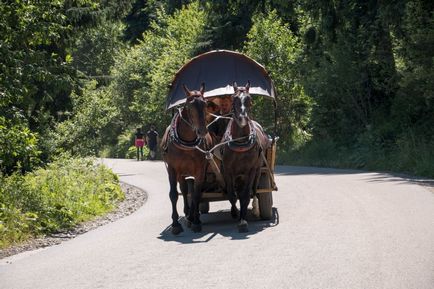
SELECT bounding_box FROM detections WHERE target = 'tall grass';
[279,133,434,178]
[0,156,124,249]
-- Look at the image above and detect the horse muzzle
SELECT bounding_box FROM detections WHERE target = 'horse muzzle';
[238,116,248,128]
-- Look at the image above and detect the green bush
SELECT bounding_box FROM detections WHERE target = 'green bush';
[0,156,124,249]
[126,146,150,160]
[245,11,312,148]
[0,116,41,174]
[280,132,434,178]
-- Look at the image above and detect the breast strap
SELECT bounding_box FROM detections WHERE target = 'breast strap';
[169,113,203,151]
[223,119,257,152]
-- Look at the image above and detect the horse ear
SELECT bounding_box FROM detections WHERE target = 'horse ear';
[183,84,190,95]
[200,82,205,95]
[233,82,238,92]
[245,81,250,92]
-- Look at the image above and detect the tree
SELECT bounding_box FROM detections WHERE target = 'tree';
[0,0,132,170]
[59,1,208,157]
[245,11,311,147]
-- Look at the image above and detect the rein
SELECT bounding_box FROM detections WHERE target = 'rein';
[206,112,233,128]
[167,106,256,155]
[194,135,249,157]
[178,107,196,130]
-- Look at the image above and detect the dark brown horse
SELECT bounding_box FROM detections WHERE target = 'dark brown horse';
[221,82,270,232]
[161,83,213,234]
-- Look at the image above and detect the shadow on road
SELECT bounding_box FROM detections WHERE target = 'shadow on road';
[275,165,362,176]
[276,166,434,192]
[158,208,279,243]
[361,173,434,190]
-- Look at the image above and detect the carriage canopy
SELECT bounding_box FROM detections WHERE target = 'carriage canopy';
[166,50,276,109]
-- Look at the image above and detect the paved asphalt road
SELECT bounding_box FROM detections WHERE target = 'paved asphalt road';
[1,159,434,289]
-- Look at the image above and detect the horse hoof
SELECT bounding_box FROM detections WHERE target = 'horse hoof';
[191,223,202,233]
[238,220,248,233]
[171,225,184,235]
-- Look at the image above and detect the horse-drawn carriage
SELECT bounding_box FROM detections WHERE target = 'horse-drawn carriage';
[162,50,278,234]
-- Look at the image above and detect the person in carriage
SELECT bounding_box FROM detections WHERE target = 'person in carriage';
[207,94,233,144]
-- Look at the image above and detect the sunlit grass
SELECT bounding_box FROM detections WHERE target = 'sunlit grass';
[0,156,124,249]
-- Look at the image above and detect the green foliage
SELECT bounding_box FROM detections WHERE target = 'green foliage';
[280,132,434,178]
[71,21,127,83]
[275,0,434,177]
[0,156,124,248]
[390,1,434,138]
[0,0,131,122]
[0,117,41,174]
[0,0,73,130]
[245,11,312,148]
[0,0,133,172]
[123,0,166,43]
[110,1,207,137]
[100,132,149,159]
[126,145,150,160]
[2,0,434,181]
[202,0,258,51]
[53,81,121,156]
[101,132,135,158]
[299,0,399,144]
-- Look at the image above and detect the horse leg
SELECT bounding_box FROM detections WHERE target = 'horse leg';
[168,166,183,235]
[238,168,257,233]
[251,165,261,218]
[186,177,202,232]
[238,185,250,233]
[224,173,238,219]
[179,179,190,218]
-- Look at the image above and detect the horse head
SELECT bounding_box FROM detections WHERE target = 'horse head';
[232,81,252,128]
[182,83,207,138]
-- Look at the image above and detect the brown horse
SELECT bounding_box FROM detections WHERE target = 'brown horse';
[161,83,212,234]
[221,82,270,232]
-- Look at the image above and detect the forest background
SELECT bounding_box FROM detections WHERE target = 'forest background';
[2,0,433,176]
[1,0,433,246]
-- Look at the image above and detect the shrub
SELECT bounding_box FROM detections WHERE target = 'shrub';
[0,156,124,248]
[0,116,41,174]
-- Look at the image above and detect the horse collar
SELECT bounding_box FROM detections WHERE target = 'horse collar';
[223,119,257,152]
[169,113,202,150]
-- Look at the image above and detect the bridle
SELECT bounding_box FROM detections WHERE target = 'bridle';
[169,96,207,150]
[221,88,257,152]
[232,89,252,127]
[178,107,196,131]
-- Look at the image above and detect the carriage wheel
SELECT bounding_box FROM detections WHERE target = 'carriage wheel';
[257,172,273,220]
[258,192,273,220]
[199,202,210,214]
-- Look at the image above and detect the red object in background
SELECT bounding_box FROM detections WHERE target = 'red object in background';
[135,139,145,147]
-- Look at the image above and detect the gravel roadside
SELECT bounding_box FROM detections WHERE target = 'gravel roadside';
[0,182,147,259]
